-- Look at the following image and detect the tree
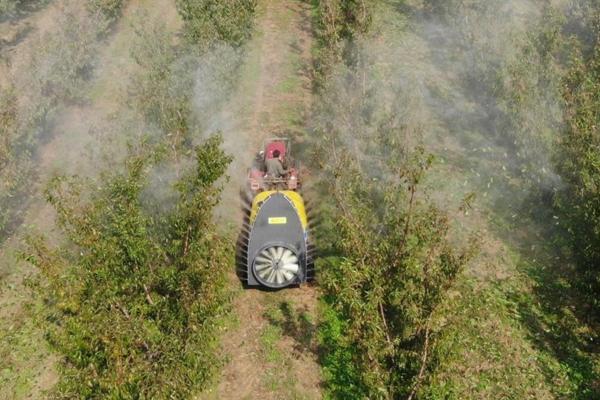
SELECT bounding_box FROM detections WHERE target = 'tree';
[555,23,600,316]
[176,0,257,51]
[312,0,372,85]
[318,142,476,399]
[25,135,233,399]
[311,46,476,396]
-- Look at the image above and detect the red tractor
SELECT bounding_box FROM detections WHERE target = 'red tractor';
[248,138,300,192]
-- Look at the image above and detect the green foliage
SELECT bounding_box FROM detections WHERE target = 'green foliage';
[128,9,249,152]
[312,0,371,47]
[0,0,18,18]
[176,0,257,50]
[129,19,194,150]
[421,275,585,400]
[25,135,233,399]
[317,147,475,398]
[555,9,600,315]
[493,10,566,186]
[309,6,478,393]
[310,1,600,398]
[86,0,124,21]
[421,1,567,189]
[310,53,475,397]
[0,88,29,236]
[317,298,367,399]
[311,0,372,84]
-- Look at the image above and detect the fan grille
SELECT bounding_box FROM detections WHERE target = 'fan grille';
[253,245,300,287]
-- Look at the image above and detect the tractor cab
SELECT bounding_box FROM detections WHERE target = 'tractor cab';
[248,137,300,192]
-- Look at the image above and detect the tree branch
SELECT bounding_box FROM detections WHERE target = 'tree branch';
[407,324,431,400]
[379,300,392,346]
[395,181,417,261]
[143,284,155,306]
[115,302,130,319]
[183,226,191,257]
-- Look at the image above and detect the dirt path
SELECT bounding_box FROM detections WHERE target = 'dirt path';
[202,1,321,399]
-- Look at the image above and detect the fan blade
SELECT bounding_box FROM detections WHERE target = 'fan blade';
[280,249,293,261]
[281,270,294,280]
[255,262,271,272]
[268,247,278,259]
[281,263,299,273]
[256,255,271,264]
[276,246,284,260]
[258,268,271,279]
[281,254,298,265]
[275,271,284,284]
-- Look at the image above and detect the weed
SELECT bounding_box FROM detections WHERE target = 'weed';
[260,324,284,364]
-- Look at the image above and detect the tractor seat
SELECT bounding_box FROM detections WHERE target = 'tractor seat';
[265,141,287,159]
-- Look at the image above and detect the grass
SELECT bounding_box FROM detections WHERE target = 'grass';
[257,295,318,399]
[260,324,285,363]
[0,274,56,399]
[259,305,297,395]
[264,299,316,351]
[425,277,576,399]
[236,0,310,138]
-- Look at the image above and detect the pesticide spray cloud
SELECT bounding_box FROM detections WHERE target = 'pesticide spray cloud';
[192,43,251,174]
[315,0,569,219]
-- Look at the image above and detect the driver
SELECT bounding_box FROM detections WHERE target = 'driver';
[265,149,288,179]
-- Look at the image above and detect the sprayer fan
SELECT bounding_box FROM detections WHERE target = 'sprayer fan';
[253,245,300,288]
